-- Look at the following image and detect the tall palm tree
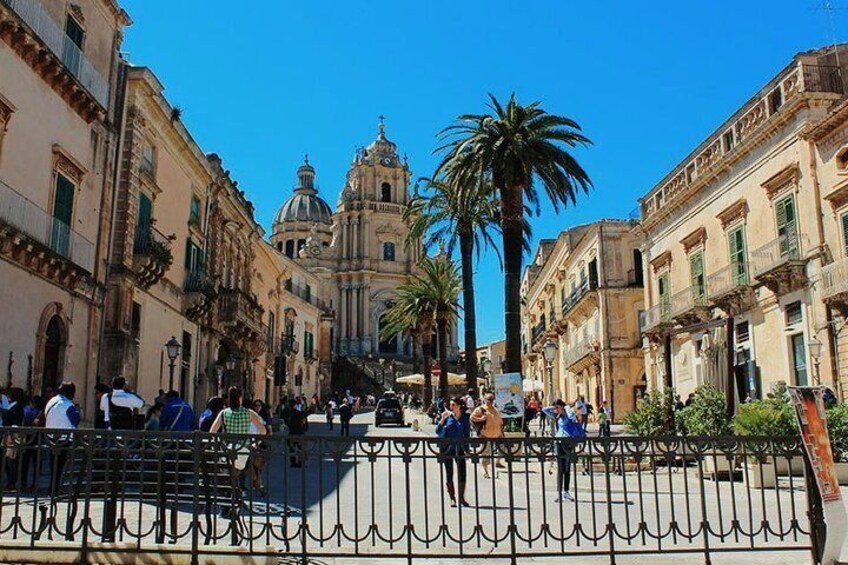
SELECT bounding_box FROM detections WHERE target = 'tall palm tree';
[405,174,500,395]
[381,255,461,404]
[437,94,592,374]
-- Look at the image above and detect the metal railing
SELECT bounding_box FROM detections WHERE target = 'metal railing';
[0,428,818,564]
[184,269,216,295]
[561,333,599,368]
[532,318,546,343]
[706,261,750,298]
[642,300,671,331]
[285,282,329,311]
[0,178,94,272]
[1,0,110,107]
[669,285,707,319]
[218,287,264,335]
[750,233,807,278]
[802,64,844,94]
[822,257,848,301]
[133,223,172,257]
[562,279,598,315]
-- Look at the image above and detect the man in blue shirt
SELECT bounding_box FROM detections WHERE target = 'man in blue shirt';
[159,391,195,432]
[542,399,584,502]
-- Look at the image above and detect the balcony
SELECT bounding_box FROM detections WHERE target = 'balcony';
[0,177,94,287]
[642,301,673,339]
[284,282,331,313]
[0,0,110,121]
[750,233,808,295]
[822,257,848,316]
[132,223,173,288]
[218,287,265,345]
[669,286,710,326]
[183,270,217,321]
[561,279,599,320]
[562,334,600,373]
[639,61,843,225]
[706,262,756,315]
[531,318,546,345]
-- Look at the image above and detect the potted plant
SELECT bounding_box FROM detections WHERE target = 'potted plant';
[733,385,800,488]
[676,385,735,478]
[624,387,675,438]
[826,403,848,484]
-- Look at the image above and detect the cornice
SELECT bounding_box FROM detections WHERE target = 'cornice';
[650,250,672,273]
[680,227,706,253]
[761,163,799,199]
[716,198,749,228]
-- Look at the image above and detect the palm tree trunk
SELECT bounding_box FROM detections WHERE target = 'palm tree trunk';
[458,224,479,396]
[411,331,420,374]
[437,316,449,401]
[501,182,524,374]
[422,330,433,407]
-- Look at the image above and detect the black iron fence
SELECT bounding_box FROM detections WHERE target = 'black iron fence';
[0,429,823,564]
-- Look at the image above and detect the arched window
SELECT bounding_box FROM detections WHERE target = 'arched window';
[276,241,283,252]
[383,242,395,261]
[381,182,392,202]
[285,240,295,258]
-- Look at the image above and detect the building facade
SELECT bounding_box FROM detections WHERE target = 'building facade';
[270,122,459,364]
[0,0,129,415]
[639,46,848,407]
[521,221,644,420]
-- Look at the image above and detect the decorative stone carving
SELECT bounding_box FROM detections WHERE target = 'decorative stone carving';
[52,144,86,184]
[650,250,672,273]
[761,164,799,199]
[680,227,706,253]
[716,198,748,228]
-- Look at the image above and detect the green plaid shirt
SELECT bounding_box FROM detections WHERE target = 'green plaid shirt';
[221,407,250,434]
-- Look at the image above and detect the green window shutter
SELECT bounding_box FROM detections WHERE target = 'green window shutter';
[690,251,704,299]
[51,174,75,256]
[776,196,797,257]
[658,272,670,321]
[185,239,192,270]
[136,193,152,248]
[729,227,747,285]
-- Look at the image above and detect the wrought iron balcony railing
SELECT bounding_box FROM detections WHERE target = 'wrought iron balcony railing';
[1,0,110,107]
[669,285,708,319]
[705,261,750,299]
[749,233,807,278]
[642,300,672,332]
[0,177,94,272]
[184,269,216,295]
[822,257,848,302]
[561,334,599,368]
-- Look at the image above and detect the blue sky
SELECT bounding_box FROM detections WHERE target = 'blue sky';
[121,0,846,347]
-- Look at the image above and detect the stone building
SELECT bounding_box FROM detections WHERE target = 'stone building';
[0,0,129,414]
[521,221,644,419]
[270,121,459,365]
[638,45,848,406]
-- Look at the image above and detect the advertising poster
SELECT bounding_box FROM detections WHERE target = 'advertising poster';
[788,386,847,565]
[494,372,524,419]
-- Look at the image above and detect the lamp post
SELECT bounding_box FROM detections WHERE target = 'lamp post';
[543,340,558,402]
[165,336,181,392]
[225,357,237,392]
[808,336,823,386]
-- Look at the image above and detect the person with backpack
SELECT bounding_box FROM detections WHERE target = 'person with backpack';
[159,390,195,432]
[100,377,144,430]
[543,399,585,503]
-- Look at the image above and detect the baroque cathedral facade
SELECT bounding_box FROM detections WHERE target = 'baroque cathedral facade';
[270,120,459,361]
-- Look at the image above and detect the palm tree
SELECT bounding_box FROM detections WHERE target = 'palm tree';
[381,255,461,404]
[437,94,592,374]
[405,174,500,395]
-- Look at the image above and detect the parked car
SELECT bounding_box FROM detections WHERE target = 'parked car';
[375,397,404,427]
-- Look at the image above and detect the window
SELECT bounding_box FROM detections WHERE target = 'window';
[277,241,283,252]
[383,241,395,261]
[736,321,750,344]
[689,251,705,301]
[728,225,748,285]
[305,284,311,302]
[775,195,797,257]
[632,249,644,286]
[837,147,848,171]
[304,331,314,358]
[588,258,599,289]
[580,267,587,291]
[284,278,293,292]
[267,312,276,350]
[285,240,295,259]
[141,143,155,176]
[185,239,204,273]
[381,182,392,202]
[134,193,153,252]
[296,239,306,255]
[786,301,803,327]
[658,272,670,321]
[791,333,808,386]
[768,89,783,114]
[62,15,84,74]
[723,130,735,152]
[189,196,201,226]
[131,302,141,341]
[51,173,75,257]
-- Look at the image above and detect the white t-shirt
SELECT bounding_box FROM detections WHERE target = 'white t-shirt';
[575,399,587,416]
[100,389,145,424]
[465,396,475,411]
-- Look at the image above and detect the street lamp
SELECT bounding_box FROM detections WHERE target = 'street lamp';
[808,336,823,386]
[543,339,558,401]
[164,336,181,392]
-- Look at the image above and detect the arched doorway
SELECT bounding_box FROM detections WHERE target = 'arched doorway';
[41,315,65,395]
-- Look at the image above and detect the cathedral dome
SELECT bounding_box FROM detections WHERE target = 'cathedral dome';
[273,156,333,226]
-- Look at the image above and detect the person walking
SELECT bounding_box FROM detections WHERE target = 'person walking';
[43,382,80,496]
[470,393,504,479]
[338,398,352,436]
[325,400,335,430]
[160,390,195,432]
[543,399,585,503]
[598,401,612,437]
[574,395,589,432]
[436,397,471,508]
